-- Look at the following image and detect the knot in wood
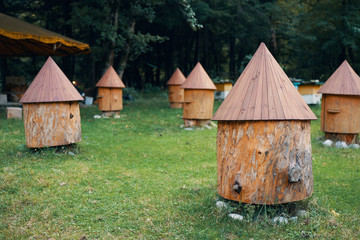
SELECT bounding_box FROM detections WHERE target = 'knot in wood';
[288,165,302,183]
[232,182,242,194]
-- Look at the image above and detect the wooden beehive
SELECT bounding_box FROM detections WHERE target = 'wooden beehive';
[96,66,125,113]
[213,43,317,204]
[318,60,360,143]
[181,63,216,127]
[20,57,83,148]
[166,68,186,108]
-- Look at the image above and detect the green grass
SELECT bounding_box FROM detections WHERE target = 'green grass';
[0,92,359,239]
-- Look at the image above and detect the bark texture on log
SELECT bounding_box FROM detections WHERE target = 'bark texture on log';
[217,120,313,204]
[23,102,81,148]
[321,94,360,134]
[98,88,123,111]
[168,85,184,108]
[183,89,214,120]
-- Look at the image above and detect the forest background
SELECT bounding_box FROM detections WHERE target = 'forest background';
[1,0,360,93]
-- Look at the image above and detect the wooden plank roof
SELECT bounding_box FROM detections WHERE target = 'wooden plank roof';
[96,66,125,88]
[213,43,316,121]
[317,60,360,95]
[20,57,83,103]
[166,68,186,85]
[181,62,216,90]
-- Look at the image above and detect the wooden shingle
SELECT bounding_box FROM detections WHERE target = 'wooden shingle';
[167,68,186,86]
[96,66,125,88]
[20,57,83,103]
[181,62,216,90]
[213,42,316,121]
[318,60,360,95]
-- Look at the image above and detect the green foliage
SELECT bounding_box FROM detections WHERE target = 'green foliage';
[0,93,360,239]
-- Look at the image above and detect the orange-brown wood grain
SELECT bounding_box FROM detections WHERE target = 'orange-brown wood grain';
[321,94,360,133]
[23,102,81,148]
[217,120,313,204]
[168,85,184,108]
[183,89,214,120]
[98,88,123,111]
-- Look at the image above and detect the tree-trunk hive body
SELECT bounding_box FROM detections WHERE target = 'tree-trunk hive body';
[20,57,83,148]
[23,102,81,148]
[213,43,316,204]
[217,120,313,204]
[167,68,186,108]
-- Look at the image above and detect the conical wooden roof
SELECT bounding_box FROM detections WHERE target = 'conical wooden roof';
[20,57,83,103]
[181,62,216,90]
[166,68,186,85]
[96,66,125,88]
[317,60,360,95]
[213,43,316,121]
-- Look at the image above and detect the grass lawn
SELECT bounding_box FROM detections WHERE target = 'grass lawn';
[1,91,359,239]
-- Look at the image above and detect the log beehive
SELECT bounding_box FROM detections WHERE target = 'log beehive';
[96,66,125,113]
[20,57,83,148]
[167,68,186,108]
[318,60,360,144]
[213,43,317,204]
[181,63,216,127]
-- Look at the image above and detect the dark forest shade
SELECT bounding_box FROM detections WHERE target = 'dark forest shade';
[213,43,316,204]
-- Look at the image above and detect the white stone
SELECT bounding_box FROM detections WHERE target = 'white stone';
[289,216,298,222]
[335,141,348,148]
[349,144,360,149]
[273,216,288,225]
[322,139,333,146]
[94,115,101,119]
[114,115,121,119]
[179,124,185,128]
[296,209,309,218]
[204,125,212,129]
[210,122,217,127]
[184,128,193,131]
[68,151,76,156]
[228,213,244,221]
[216,201,228,210]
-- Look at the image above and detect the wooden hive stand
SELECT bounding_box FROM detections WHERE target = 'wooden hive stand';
[181,62,216,127]
[213,43,317,204]
[20,57,83,148]
[318,60,360,144]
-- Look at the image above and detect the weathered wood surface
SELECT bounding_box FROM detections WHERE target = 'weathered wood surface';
[297,85,321,95]
[321,94,360,134]
[168,85,184,108]
[183,89,214,122]
[23,102,81,148]
[217,120,313,204]
[98,88,123,111]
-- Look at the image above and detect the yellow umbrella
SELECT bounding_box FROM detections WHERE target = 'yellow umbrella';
[0,13,90,56]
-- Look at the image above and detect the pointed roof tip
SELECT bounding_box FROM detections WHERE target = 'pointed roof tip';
[20,57,83,103]
[96,66,125,88]
[167,68,186,85]
[180,62,216,90]
[212,42,317,121]
[318,60,360,95]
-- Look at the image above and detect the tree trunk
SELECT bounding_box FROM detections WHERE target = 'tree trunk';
[217,120,313,204]
[0,58,7,93]
[118,20,136,79]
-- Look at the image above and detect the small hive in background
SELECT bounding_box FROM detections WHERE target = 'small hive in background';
[181,62,216,127]
[166,68,186,108]
[96,66,125,116]
[318,60,360,144]
[213,43,317,204]
[214,80,233,100]
[20,57,83,148]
